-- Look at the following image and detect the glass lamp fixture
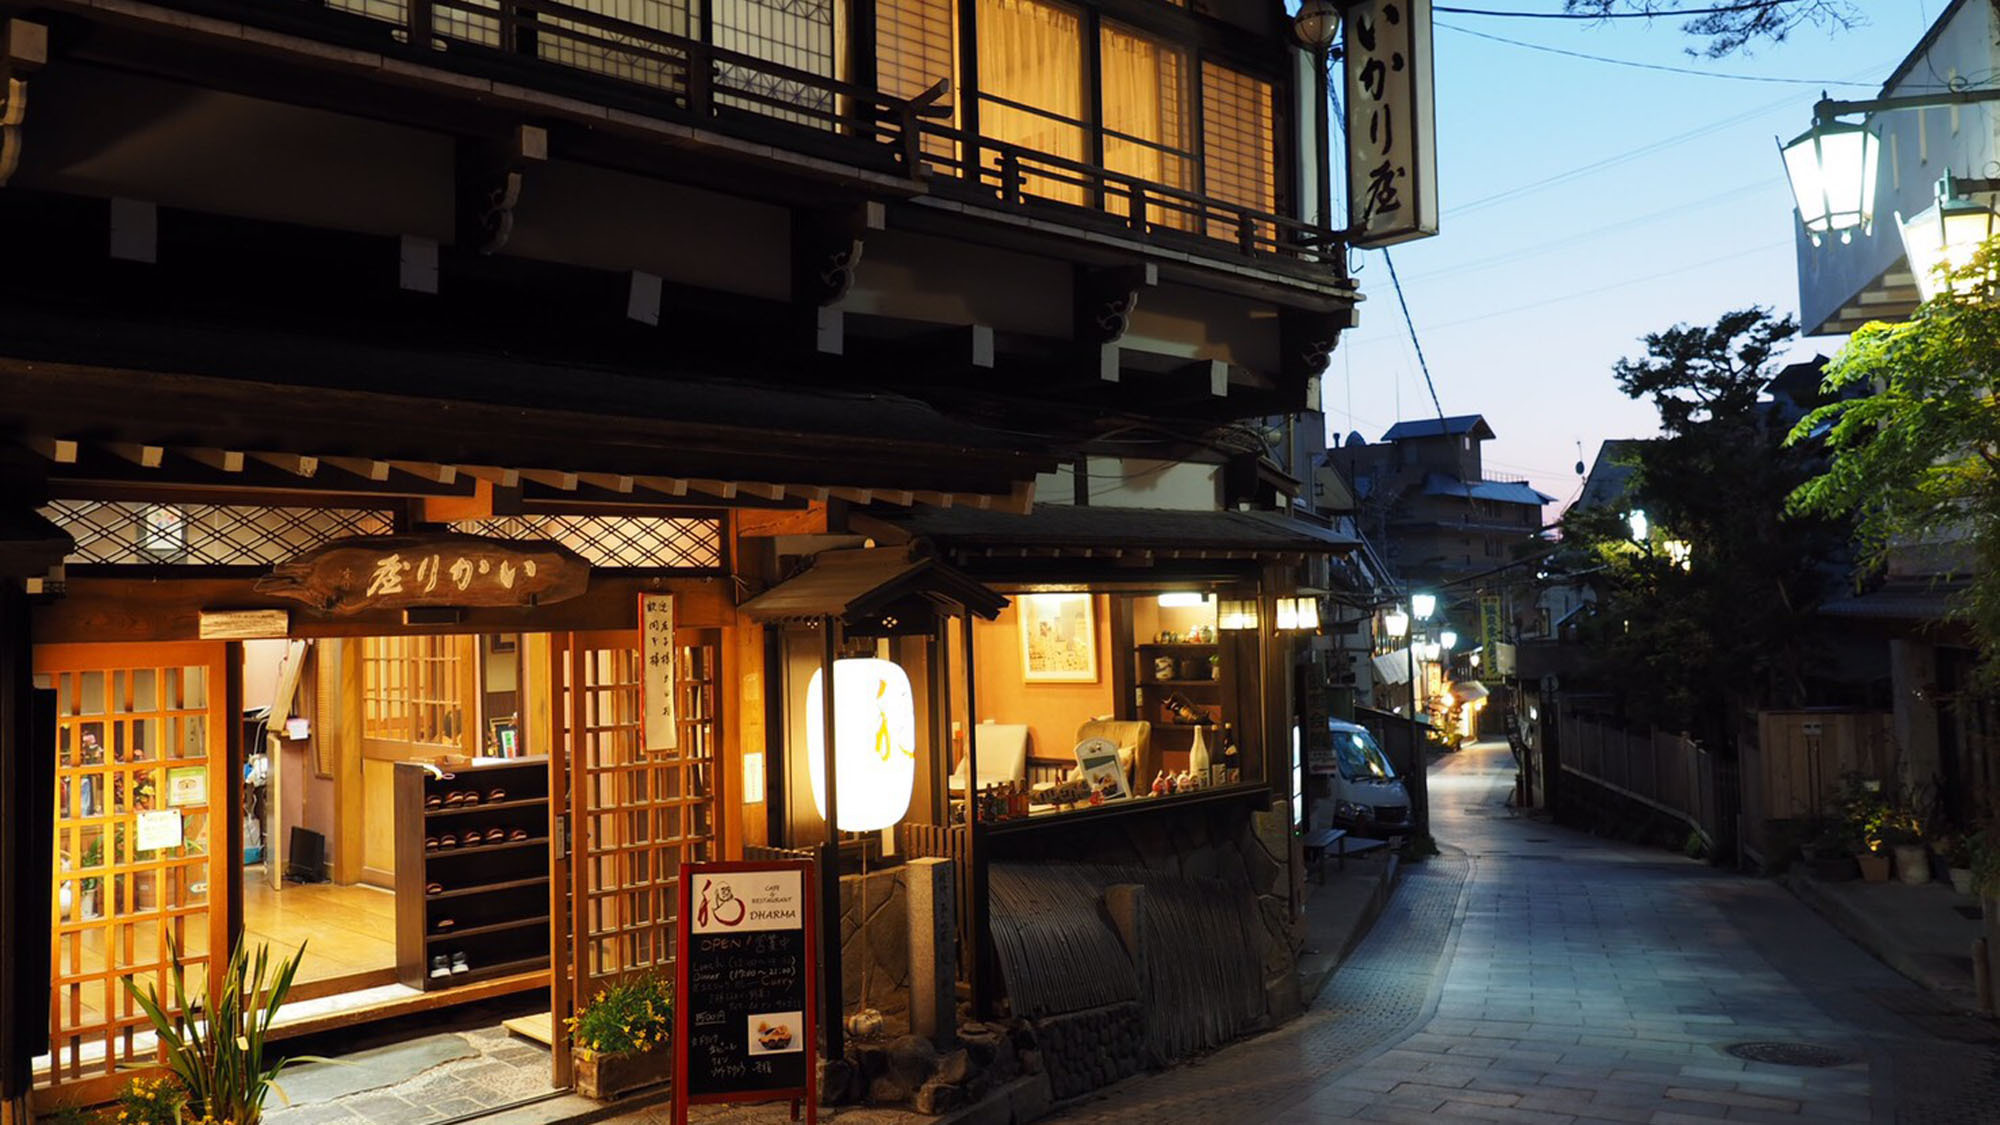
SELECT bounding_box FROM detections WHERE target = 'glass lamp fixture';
[1779,117,1880,245]
[1898,172,2000,302]
[1156,591,1207,608]
[1439,629,1458,650]
[1383,609,1410,639]
[805,658,917,832]
[1218,598,1261,631]
[1292,0,1342,51]
[1411,593,1436,621]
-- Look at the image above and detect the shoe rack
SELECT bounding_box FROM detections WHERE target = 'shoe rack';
[393,758,553,991]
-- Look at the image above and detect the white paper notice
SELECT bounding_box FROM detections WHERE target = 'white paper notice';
[136,810,184,852]
[641,593,679,751]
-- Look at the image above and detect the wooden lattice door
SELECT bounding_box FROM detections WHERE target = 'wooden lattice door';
[548,629,719,1085]
[33,642,231,1102]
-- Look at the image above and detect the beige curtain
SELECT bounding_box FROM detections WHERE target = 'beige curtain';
[1100,23,1191,227]
[977,0,1085,203]
[1201,60,1276,242]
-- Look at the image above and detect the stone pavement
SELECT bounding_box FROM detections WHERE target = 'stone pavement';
[1052,739,2000,1123]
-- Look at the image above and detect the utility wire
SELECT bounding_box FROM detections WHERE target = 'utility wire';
[1437,1,1800,18]
[1436,20,1885,86]
[1383,250,1449,425]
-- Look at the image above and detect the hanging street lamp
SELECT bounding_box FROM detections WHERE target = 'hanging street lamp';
[1897,170,2000,301]
[1778,117,1880,245]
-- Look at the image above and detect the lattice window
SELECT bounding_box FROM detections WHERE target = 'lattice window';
[452,514,724,571]
[42,502,393,568]
[537,0,694,91]
[363,636,474,751]
[38,646,227,1095]
[1200,61,1276,243]
[564,635,718,998]
[878,0,957,159]
[715,0,839,127]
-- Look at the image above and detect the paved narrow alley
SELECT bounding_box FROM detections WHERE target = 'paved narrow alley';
[1055,740,2000,1124]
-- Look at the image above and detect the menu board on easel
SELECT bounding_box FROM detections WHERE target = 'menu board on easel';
[640,593,678,751]
[674,860,817,1124]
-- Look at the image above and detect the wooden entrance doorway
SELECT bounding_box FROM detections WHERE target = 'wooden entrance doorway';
[33,642,233,1105]
[546,628,719,1086]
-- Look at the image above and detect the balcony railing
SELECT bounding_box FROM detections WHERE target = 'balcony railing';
[258,0,1344,273]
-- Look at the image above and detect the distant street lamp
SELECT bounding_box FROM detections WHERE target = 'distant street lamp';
[1627,509,1649,545]
[1384,595,1432,834]
[1898,171,2000,301]
[1439,629,1458,651]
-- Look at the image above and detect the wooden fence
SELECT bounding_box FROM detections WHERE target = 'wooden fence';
[1738,709,1896,862]
[1555,696,1737,852]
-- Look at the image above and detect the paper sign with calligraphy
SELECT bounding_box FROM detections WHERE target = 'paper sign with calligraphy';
[1480,594,1504,655]
[1344,0,1438,248]
[255,534,589,615]
[641,593,679,752]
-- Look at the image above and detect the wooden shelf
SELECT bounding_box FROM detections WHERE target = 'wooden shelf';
[428,876,550,901]
[1136,642,1217,649]
[396,760,553,992]
[1141,679,1221,687]
[426,916,545,943]
[423,797,550,817]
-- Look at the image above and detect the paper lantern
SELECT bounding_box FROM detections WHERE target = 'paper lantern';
[805,658,917,831]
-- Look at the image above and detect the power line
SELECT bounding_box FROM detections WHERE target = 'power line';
[1437,20,1888,86]
[1383,250,1449,425]
[1438,1,1802,18]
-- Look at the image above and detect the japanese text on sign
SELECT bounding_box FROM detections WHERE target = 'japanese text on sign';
[1344,0,1438,247]
[641,593,680,752]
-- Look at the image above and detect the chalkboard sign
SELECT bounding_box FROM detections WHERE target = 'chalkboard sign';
[674,860,818,1124]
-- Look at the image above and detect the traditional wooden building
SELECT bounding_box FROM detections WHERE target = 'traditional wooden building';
[0,0,1360,1112]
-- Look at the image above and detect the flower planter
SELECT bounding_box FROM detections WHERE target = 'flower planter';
[1857,852,1891,883]
[1894,844,1932,886]
[575,1043,672,1101]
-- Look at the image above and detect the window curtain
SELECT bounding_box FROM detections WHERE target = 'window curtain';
[1200,60,1276,242]
[1099,23,1191,228]
[977,0,1085,204]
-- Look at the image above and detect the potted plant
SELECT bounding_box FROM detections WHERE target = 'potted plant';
[1884,810,1931,885]
[114,1075,189,1124]
[1799,815,1859,881]
[124,937,326,1125]
[568,973,674,1100]
[1943,833,1977,895]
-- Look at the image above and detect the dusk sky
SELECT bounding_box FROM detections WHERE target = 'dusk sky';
[1324,2,1941,514]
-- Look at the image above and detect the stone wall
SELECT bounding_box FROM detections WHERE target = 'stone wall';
[1029,1002,1145,1099]
[839,866,910,1023]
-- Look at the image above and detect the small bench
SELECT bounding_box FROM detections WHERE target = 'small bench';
[1301,828,1348,883]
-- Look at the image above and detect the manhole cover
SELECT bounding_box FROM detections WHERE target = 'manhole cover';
[1724,1042,1856,1068]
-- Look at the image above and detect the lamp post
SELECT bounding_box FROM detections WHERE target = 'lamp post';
[1383,601,1428,834]
[1293,0,1342,235]
[1781,88,2000,254]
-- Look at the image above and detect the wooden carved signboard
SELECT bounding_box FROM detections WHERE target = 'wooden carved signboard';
[255,534,588,615]
[675,860,817,1124]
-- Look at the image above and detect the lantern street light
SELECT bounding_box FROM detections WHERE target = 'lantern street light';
[1898,170,2000,301]
[1381,600,1428,835]
[1440,629,1458,651]
[1781,88,2000,251]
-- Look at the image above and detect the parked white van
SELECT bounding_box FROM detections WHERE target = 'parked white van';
[1312,719,1414,835]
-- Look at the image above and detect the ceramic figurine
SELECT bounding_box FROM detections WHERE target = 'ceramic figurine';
[1151,770,1168,797]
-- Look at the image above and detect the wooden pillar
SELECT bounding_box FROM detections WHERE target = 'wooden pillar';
[961,611,992,1018]
[0,583,50,1120]
[818,617,843,1061]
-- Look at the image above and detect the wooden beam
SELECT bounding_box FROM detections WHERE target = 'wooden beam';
[577,472,635,494]
[185,448,247,473]
[460,465,522,489]
[104,442,166,468]
[321,456,391,482]
[391,461,457,484]
[249,451,318,477]
[520,469,581,491]
[635,476,690,498]
[25,436,77,463]
[686,479,739,500]
[737,482,786,501]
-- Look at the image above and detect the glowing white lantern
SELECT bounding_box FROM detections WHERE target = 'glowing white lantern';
[805,658,917,832]
[1898,174,2000,302]
[1411,593,1436,621]
[1779,118,1880,245]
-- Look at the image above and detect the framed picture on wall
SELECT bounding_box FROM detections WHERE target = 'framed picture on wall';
[1018,593,1098,683]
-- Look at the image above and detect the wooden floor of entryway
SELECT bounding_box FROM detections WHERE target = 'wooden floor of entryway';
[242,870,397,987]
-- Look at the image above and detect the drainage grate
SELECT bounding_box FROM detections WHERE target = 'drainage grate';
[1723,1042,1857,1068]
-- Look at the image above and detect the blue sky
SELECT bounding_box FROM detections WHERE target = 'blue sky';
[1323,1,1941,512]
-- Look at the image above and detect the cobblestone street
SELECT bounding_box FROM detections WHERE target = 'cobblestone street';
[1052,740,2000,1124]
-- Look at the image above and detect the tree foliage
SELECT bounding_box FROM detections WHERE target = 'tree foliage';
[1559,307,1846,743]
[1562,0,1861,58]
[1787,237,2000,683]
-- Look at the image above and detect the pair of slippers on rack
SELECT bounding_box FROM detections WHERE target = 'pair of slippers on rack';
[424,827,530,850]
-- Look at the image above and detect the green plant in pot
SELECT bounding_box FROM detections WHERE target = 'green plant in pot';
[567,973,674,1100]
[123,937,326,1125]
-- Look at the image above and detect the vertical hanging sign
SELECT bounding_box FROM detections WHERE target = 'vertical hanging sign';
[1344,0,1438,247]
[1480,594,1504,656]
[640,593,679,751]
